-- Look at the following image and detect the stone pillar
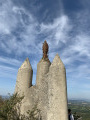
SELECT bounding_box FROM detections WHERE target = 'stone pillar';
[36,40,51,87]
[47,54,68,120]
[15,58,33,96]
[35,59,50,120]
[36,59,51,87]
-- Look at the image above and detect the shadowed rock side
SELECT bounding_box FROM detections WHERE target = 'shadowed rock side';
[15,41,68,120]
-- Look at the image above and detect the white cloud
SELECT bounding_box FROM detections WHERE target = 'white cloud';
[0,0,18,34]
[0,0,39,55]
[0,56,22,80]
[0,56,22,66]
[69,34,90,56]
[40,15,72,45]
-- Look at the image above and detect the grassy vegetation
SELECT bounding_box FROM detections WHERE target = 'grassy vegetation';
[0,94,41,120]
[68,100,90,120]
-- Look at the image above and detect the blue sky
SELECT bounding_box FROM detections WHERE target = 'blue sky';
[0,0,90,100]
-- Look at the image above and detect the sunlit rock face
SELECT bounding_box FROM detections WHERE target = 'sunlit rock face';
[15,41,68,120]
[15,58,33,96]
[47,54,68,120]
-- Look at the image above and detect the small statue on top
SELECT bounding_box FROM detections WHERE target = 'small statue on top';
[42,41,49,60]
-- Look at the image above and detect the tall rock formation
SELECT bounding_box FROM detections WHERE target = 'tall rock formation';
[15,41,68,120]
[47,54,68,120]
[15,58,33,96]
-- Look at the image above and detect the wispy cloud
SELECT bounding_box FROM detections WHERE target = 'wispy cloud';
[0,56,22,80]
[0,56,22,66]
[0,0,39,55]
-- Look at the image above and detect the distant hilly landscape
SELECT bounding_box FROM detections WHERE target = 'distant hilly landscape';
[68,99,90,120]
[1,95,90,102]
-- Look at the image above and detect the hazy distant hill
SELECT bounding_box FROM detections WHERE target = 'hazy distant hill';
[68,99,90,105]
[68,100,90,120]
[0,95,10,99]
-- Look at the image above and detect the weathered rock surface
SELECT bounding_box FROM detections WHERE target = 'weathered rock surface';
[15,42,68,120]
